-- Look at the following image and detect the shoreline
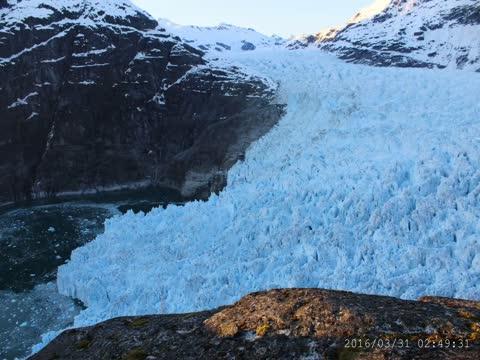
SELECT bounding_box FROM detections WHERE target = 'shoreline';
[0,184,191,215]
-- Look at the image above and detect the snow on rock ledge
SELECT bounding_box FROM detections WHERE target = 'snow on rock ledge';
[58,50,480,328]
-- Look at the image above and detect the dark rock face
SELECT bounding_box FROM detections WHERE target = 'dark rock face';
[0,1,284,203]
[444,4,480,25]
[241,41,256,51]
[31,289,480,359]
[293,0,480,71]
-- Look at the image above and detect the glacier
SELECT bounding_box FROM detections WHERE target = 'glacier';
[57,49,480,328]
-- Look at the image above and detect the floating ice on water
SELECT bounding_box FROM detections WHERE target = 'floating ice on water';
[0,283,81,360]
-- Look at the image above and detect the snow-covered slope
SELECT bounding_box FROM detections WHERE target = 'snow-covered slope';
[289,0,390,44]
[1,0,155,28]
[158,19,284,54]
[349,0,390,23]
[56,49,480,331]
[293,0,480,71]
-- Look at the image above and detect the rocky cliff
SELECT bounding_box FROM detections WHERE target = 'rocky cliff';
[292,0,480,71]
[0,0,284,203]
[31,288,480,359]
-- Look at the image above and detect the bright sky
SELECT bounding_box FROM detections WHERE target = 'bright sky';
[131,0,376,37]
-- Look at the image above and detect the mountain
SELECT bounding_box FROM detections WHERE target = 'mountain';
[158,19,285,54]
[292,0,480,71]
[0,0,284,204]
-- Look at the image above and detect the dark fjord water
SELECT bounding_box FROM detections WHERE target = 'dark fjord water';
[0,189,184,360]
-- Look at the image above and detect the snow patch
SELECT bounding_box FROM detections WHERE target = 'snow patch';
[72,46,115,57]
[26,112,39,120]
[41,56,66,63]
[7,92,38,109]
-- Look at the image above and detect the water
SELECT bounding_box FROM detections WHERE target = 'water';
[0,189,185,360]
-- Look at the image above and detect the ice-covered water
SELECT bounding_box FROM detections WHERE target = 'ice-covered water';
[42,50,480,351]
[0,283,82,360]
[0,204,117,291]
[0,189,183,360]
[0,203,117,360]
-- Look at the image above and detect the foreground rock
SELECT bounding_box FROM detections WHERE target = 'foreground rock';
[31,289,480,359]
[0,0,283,203]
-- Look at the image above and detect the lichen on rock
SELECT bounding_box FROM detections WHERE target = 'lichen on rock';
[32,288,480,360]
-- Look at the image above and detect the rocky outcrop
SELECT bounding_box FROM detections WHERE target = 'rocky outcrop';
[31,288,480,359]
[292,0,480,71]
[0,0,284,203]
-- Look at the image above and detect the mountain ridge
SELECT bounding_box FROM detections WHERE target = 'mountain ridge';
[157,18,285,54]
[290,0,480,71]
[1,0,156,29]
